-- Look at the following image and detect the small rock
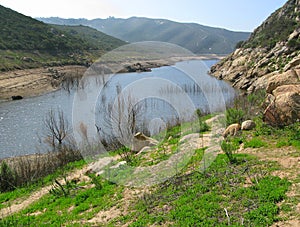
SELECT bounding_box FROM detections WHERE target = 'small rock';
[241,120,256,130]
[11,95,23,100]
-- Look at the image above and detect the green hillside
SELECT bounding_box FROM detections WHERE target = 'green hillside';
[38,17,251,55]
[50,24,126,52]
[243,0,299,49]
[0,5,126,71]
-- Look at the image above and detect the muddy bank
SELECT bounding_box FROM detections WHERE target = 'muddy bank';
[0,65,87,100]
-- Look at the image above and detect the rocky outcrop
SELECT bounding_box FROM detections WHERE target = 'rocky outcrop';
[210,0,300,126]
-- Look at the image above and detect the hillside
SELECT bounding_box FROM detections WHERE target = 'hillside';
[210,0,300,126]
[0,114,299,226]
[51,24,126,52]
[38,17,250,55]
[0,5,126,71]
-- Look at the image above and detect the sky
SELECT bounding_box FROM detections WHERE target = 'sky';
[0,0,287,32]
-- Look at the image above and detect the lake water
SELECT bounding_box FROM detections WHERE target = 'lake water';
[0,60,236,159]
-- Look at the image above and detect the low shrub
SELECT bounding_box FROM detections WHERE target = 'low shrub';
[225,108,245,126]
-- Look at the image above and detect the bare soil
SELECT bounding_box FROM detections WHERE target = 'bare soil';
[0,65,87,100]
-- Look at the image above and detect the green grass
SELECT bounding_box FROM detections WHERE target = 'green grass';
[244,138,267,148]
[109,154,290,226]
[0,159,86,210]
[0,175,122,226]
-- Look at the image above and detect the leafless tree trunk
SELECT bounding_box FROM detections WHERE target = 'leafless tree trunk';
[44,109,70,150]
[101,85,143,151]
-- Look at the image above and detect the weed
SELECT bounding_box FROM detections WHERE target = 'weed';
[244,138,267,148]
[221,140,239,164]
[49,177,78,198]
[117,154,290,227]
[88,173,103,190]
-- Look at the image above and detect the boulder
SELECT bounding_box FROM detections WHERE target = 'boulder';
[223,123,241,138]
[132,132,158,152]
[241,120,256,130]
[266,70,300,93]
[284,56,300,71]
[264,84,300,126]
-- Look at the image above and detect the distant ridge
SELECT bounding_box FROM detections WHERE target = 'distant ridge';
[38,17,251,55]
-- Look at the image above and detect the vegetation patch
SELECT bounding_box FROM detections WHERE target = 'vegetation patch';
[109,154,290,227]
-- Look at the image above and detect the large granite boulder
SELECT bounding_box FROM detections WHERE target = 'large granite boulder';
[264,84,300,126]
[266,69,300,94]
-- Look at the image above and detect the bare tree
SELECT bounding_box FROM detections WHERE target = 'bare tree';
[101,85,143,152]
[44,109,70,150]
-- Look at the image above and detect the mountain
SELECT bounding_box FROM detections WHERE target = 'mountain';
[38,17,251,55]
[0,5,126,71]
[210,0,300,126]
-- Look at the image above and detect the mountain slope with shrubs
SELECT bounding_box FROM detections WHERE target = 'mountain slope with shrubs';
[210,0,300,126]
[0,5,125,71]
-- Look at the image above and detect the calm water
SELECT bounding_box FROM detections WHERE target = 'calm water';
[0,60,235,159]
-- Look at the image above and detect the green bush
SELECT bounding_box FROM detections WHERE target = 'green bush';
[225,108,245,126]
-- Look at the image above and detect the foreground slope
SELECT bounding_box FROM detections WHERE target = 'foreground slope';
[0,116,299,226]
[38,16,250,55]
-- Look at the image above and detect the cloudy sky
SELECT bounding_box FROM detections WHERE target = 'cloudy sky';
[0,0,287,31]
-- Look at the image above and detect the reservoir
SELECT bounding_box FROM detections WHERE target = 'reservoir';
[0,60,236,159]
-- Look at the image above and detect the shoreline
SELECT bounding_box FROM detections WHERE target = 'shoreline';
[0,55,223,102]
